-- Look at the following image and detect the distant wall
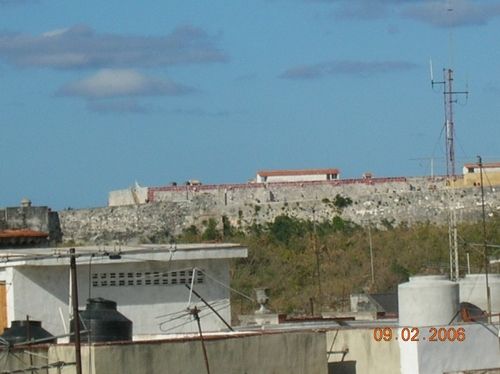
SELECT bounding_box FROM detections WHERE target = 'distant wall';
[0,205,61,243]
[0,206,50,232]
[108,185,148,206]
[58,176,500,245]
[462,170,500,187]
[59,202,193,244]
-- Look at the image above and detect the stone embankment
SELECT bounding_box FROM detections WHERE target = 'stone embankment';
[58,176,500,244]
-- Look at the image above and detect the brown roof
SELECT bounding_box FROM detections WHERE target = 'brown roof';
[0,229,49,239]
[257,168,340,177]
[464,162,500,169]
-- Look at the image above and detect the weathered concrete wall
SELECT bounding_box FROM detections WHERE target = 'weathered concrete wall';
[0,347,50,373]
[48,331,328,374]
[0,205,62,244]
[108,185,148,206]
[0,206,50,232]
[326,327,400,374]
[58,176,500,244]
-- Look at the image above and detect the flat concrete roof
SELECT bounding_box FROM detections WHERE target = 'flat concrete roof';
[0,243,248,267]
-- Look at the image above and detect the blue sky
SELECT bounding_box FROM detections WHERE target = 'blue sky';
[1,0,500,209]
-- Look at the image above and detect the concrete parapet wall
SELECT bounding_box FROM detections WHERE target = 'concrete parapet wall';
[47,331,327,374]
[326,327,400,374]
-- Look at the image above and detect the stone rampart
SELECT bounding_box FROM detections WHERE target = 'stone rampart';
[57,177,500,244]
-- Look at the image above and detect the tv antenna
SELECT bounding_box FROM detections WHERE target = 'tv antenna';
[430,60,468,282]
[430,60,468,179]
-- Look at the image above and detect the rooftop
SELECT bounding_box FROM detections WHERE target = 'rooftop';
[0,243,248,267]
[464,162,500,169]
[0,229,48,239]
[257,168,340,177]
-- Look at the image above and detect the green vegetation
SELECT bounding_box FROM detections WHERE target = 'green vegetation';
[176,214,500,317]
[332,194,353,209]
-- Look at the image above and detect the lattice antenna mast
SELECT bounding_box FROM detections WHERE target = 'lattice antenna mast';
[430,65,468,179]
[430,63,468,282]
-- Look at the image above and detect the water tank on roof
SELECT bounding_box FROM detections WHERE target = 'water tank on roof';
[70,298,132,343]
[398,275,459,326]
[459,274,500,314]
[0,320,56,345]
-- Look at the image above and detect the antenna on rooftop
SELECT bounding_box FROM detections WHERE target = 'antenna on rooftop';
[431,61,469,285]
[431,68,468,282]
[430,67,468,180]
[429,58,434,87]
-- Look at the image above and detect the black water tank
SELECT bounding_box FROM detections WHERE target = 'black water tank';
[70,298,132,343]
[1,320,56,345]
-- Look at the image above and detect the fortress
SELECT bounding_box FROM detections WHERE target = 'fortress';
[3,165,500,245]
[58,163,500,244]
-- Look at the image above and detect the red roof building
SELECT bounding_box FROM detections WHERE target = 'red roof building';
[256,168,340,183]
[0,229,49,248]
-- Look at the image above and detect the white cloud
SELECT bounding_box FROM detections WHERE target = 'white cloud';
[57,69,195,98]
[0,24,227,69]
[280,60,417,80]
[310,0,500,28]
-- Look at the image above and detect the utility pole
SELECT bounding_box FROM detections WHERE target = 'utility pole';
[312,208,322,309]
[478,156,492,323]
[70,248,83,374]
[368,224,374,285]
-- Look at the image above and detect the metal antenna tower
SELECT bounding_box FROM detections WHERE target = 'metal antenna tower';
[431,68,468,179]
[430,65,468,281]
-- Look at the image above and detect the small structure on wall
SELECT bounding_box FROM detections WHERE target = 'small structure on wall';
[108,181,149,206]
[462,161,500,186]
[256,168,341,183]
[0,199,61,247]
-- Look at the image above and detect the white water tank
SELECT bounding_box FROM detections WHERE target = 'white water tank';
[459,274,500,313]
[398,275,459,326]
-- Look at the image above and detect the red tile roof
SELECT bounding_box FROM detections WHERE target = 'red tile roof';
[257,168,340,177]
[0,229,49,239]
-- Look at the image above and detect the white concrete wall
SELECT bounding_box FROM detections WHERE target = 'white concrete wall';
[463,166,500,174]
[262,174,330,183]
[459,274,500,313]
[7,265,70,335]
[400,323,500,374]
[108,186,148,206]
[5,259,232,338]
[326,328,401,374]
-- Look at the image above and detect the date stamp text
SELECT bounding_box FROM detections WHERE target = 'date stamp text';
[372,327,466,342]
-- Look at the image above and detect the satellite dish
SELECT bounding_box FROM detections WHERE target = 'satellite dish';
[459,302,487,323]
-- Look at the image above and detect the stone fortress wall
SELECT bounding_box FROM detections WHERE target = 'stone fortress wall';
[58,176,500,245]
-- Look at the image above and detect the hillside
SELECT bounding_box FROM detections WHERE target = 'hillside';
[177,215,500,317]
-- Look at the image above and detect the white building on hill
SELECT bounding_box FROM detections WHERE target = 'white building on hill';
[256,168,340,183]
[0,243,247,339]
